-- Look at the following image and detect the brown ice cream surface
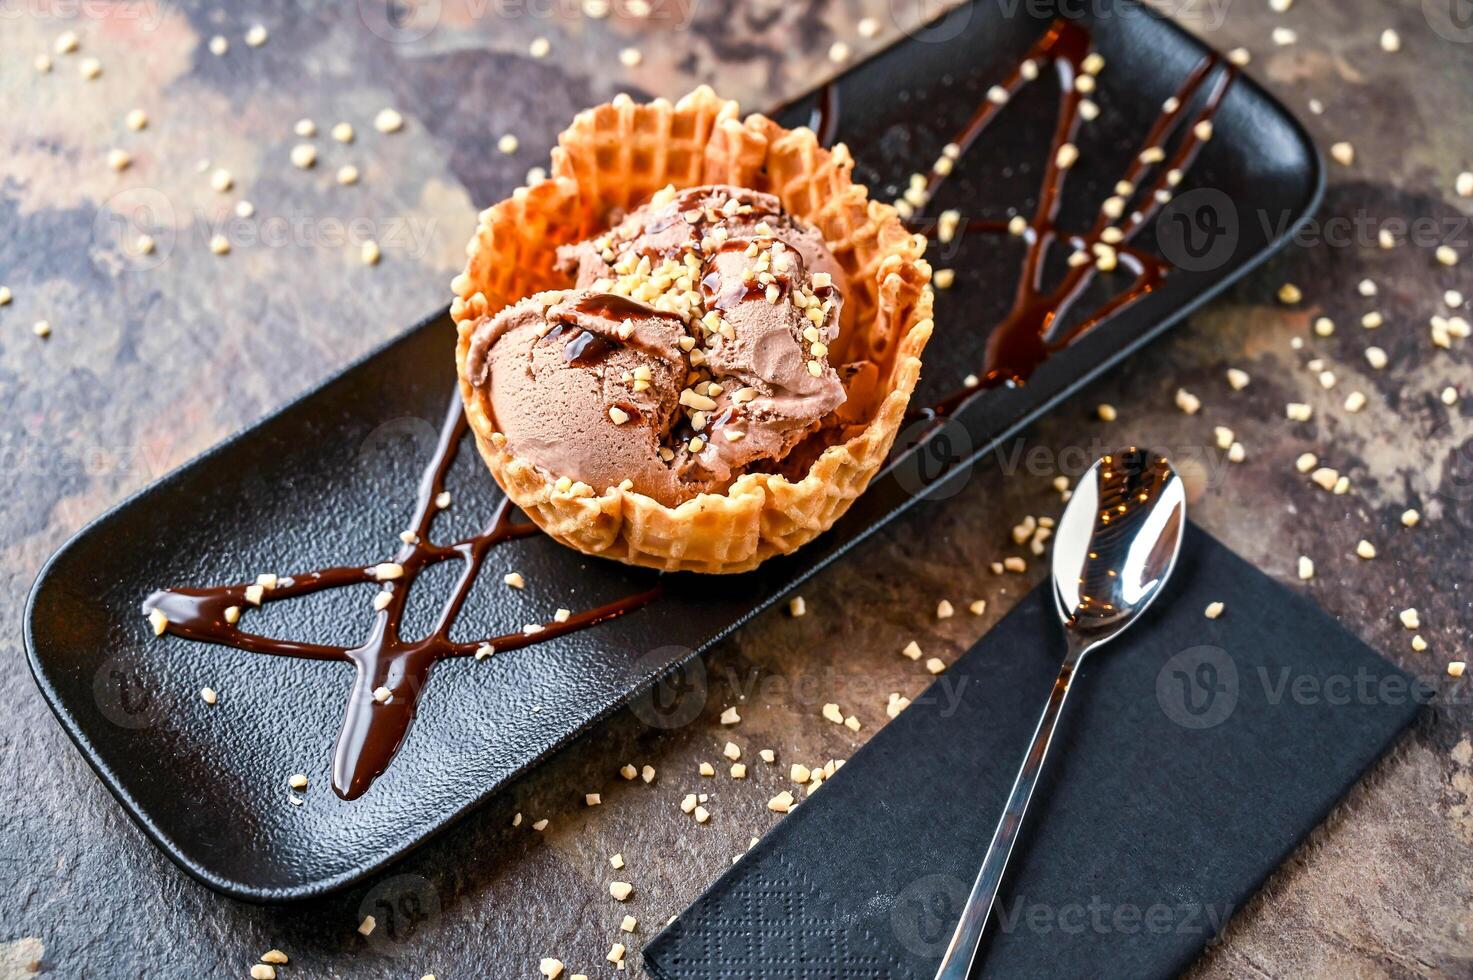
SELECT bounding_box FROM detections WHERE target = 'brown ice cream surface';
[467,185,855,506]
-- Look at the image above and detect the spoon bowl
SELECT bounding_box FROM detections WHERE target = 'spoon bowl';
[1052,449,1186,649]
[935,449,1187,980]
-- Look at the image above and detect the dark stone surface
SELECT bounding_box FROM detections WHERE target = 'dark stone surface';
[2,0,1470,977]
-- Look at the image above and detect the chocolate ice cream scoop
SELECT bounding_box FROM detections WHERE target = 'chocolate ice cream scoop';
[467,184,853,506]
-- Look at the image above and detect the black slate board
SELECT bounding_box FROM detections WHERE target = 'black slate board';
[24,0,1322,900]
[644,524,1426,979]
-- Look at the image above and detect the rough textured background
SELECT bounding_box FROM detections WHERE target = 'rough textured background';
[2,0,1470,977]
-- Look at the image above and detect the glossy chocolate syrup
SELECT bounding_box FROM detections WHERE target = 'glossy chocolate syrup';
[147,20,1232,800]
[144,395,659,800]
[908,20,1235,411]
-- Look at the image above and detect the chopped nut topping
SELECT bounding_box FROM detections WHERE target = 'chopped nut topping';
[1226,368,1250,390]
[719,706,741,725]
[822,703,844,724]
[373,686,392,703]
[358,915,377,936]
[925,657,946,675]
[768,791,794,813]
[902,640,923,660]
[609,881,633,901]
[1277,283,1302,304]
[1097,403,1118,422]
[1356,540,1377,559]
[503,572,525,589]
[1175,388,1201,414]
[1204,602,1225,620]
[1399,608,1420,630]
[1297,556,1314,581]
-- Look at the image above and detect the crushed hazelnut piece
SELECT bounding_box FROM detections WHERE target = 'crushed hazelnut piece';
[768,791,794,813]
[720,706,741,725]
[1450,662,1466,678]
[937,599,955,619]
[609,881,633,901]
[1204,602,1225,620]
[1175,388,1201,414]
[788,596,806,617]
[821,703,844,724]
[1399,608,1420,630]
[358,915,377,936]
[201,687,218,704]
[1097,403,1118,422]
[1297,556,1315,580]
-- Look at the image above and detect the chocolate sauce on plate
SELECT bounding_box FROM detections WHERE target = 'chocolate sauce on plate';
[144,396,659,800]
[908,20,1234,410]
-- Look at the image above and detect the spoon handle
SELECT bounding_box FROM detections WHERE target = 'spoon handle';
[933,642,1085,980]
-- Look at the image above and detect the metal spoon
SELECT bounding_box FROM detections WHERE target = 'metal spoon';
[934,448,1187,980]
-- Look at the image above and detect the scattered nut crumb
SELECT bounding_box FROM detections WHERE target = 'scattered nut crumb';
[1204,601,1225,619]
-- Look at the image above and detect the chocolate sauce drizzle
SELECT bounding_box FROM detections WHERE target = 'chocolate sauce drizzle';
[144,20,1233,801]
[909,20,1235,408]
[143,396,659,800]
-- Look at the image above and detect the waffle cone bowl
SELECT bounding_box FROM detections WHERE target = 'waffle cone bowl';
[451,86,933,574]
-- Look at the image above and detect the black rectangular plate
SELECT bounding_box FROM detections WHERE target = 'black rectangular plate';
[26,0,1322,901]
